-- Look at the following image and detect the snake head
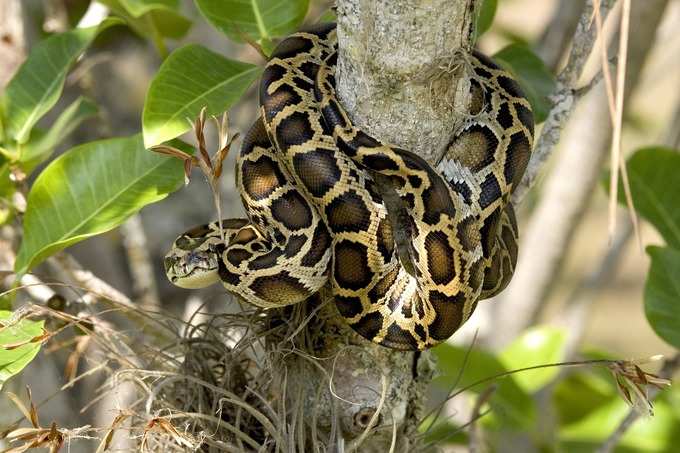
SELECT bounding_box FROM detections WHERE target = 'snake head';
[164,224,224,289]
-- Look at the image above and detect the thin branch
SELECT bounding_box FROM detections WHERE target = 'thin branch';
[120,215,160,310]
[608,0,640,250]
[46,252,175,345]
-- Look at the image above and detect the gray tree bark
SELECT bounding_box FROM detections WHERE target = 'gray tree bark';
[308,1,477,449]
[336,0,475,162]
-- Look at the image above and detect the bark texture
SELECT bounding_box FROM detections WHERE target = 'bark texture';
[316,0,477,449]
[336,0,476,162]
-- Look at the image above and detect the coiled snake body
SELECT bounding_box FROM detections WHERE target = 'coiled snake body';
[164,23,533,350]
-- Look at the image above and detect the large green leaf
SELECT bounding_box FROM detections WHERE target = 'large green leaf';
[644,246,680,349]
[20,96,99,174]
[0,311,45,388]
[613,147,680,249]
[195,0,309,46]
[15,135,186,275]
[493,43,556,123]
[1,20,118,144]
[433,343,536,429]
[499,326,567,392]
[142,44,261,148]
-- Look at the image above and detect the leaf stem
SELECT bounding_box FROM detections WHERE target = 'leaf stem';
[145,14,168,59]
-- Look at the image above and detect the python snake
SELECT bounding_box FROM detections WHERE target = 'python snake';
[164,23,533,350]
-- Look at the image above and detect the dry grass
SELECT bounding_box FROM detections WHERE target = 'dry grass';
[0,291,390,452]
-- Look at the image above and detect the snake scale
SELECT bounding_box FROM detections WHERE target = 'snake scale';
[164,23,534,350]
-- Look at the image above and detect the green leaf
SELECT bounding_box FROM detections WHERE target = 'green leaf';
[433,343,536,429]
[553,370,618,425]
[142,44,261,148]
[0,157,14,199]
[644,246,680,349]
[15,135,187,275]
[559,396,680,453]
[493,43,556,123]
[20,97,99,174]
[195,0,309,45]
[148,8,193,39]
[318,8,337,23]
[1,20,118,144]
[0,311,44,388]
[475,0,498,38]
[99,0,191,42]
[65,0,93,27]
[612,147,680,249]
[499,326,566,392]
[419,417,467,446]
[119,0,178,17]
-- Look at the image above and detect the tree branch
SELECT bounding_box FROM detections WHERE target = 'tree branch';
[316,0,478,447]
[120,215,160,310]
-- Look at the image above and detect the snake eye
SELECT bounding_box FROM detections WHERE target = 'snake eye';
[163,256,177,272]
[175,237,192,250]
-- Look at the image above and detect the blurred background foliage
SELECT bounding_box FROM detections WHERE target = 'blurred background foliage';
[0,0,678,451]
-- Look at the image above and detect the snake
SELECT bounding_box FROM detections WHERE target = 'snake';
[164,23,533,350]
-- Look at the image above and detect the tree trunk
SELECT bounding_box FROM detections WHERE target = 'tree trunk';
[299,1,478,450]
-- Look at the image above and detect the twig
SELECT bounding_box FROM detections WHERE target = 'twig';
[513,0,619,203]
[594,0,617,120]
[596,354,680,453]
[46,252,175,344]
[50,252,134,307]
[120,215,160,310]
[607,0,640,249]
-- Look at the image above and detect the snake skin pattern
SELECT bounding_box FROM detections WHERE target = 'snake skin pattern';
[164,23,534,350]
